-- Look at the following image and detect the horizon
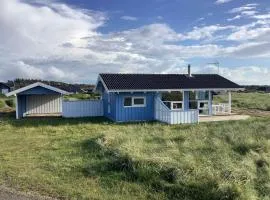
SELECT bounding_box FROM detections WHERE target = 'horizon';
[0,0,270,85]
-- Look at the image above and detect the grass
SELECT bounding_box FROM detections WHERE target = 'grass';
[0,94,15,110]
[0,92,269,199]
[64,93,100,101]
[0,117,270,199]
[214,92,270,111]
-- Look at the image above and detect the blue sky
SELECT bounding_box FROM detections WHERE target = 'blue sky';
[0,0,270,84]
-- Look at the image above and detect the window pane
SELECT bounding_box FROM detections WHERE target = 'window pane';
[199,109,209,115]
[189,101,197,109]
[198,91,209,100]
[172,103,182,109]
[133,98,145,105]
[199,102,208,109]
[124,97,132,106]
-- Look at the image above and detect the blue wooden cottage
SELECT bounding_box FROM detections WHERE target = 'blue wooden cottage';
[95,72,243,124]
[6,71,243,124]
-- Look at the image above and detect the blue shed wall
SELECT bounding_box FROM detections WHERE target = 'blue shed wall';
[114,92,156,122]
[17,95,26,118]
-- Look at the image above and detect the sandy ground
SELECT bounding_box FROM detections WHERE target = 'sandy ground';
[0,186,55,200]
[199,114,250,122]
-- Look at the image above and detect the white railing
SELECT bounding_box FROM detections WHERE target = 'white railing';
[62,100,103,118]
[155,98,199,124]
[212,103,231,115]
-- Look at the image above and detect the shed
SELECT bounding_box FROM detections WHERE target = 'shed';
[0,82,11,94]
[6,82,69,119]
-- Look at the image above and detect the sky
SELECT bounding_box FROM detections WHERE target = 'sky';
[0,0,270,85]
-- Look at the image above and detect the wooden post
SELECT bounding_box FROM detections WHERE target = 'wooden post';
[228,91,232,114]
[209,91,212,116]
[15,95,19,119]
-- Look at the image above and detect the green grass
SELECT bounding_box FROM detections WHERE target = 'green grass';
[0,92,269,199]
[0,116,270,200]
[0,95,15,110]
[214,92,270,111]
[64,93,100,101]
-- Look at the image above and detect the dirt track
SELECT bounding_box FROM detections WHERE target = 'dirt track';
[0,186,55,200]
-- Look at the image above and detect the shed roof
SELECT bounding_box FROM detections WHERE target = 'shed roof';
[99,73,243,92]
[0,82,10,89]
[6,82,69,97]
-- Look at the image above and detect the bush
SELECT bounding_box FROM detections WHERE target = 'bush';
[5,99,15,108]
[0,99,5,109]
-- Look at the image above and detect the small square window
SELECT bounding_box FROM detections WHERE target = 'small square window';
[124,97,132,107]
[172,102,182,110]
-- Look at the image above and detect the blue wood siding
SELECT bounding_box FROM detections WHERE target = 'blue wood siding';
[19,86,59,95]
[114,92,155,122]
[102,91,117,121]
[17,95,26,118]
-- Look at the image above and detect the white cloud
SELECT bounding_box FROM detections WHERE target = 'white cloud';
[0,0,269,85]
[120,16,138,21]
[253,13,270,20]
[229,4,258,14]
[201,65,270,85]
[227,15,241,21]
[215,0,233,5]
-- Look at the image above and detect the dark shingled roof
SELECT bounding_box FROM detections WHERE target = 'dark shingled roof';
[100,73,242,91]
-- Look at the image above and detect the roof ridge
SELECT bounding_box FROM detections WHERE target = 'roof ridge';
[100,73,220,75]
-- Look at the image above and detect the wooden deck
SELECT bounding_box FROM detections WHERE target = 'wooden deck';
[25,113,62,117]
[199,114,250,122]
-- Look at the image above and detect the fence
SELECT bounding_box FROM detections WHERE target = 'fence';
[62,100,103,118]
[155,98,199,124]
[212,103,231,115]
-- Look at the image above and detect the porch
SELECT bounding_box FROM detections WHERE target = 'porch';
[154,90,233,124]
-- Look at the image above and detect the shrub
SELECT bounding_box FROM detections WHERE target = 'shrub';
[0,99,5,109]
[5,99,15,108]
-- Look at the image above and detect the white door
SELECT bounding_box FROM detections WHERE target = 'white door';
[26,95,62,115]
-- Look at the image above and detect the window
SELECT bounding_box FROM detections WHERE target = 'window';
[161,92,183,110]
[198,101,209,115]
[124,97,132,107]
[133,97,145,106]
[124,97,146,107]
[172,102,182,110]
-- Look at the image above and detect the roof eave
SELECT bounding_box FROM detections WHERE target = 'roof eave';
[106,87,245,93]
[94,75,109,93]
[5,82,70,97]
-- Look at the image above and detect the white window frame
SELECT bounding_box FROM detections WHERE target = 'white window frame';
[124,96,146,107]
[163,101,183,110]
[171,101,183,110]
